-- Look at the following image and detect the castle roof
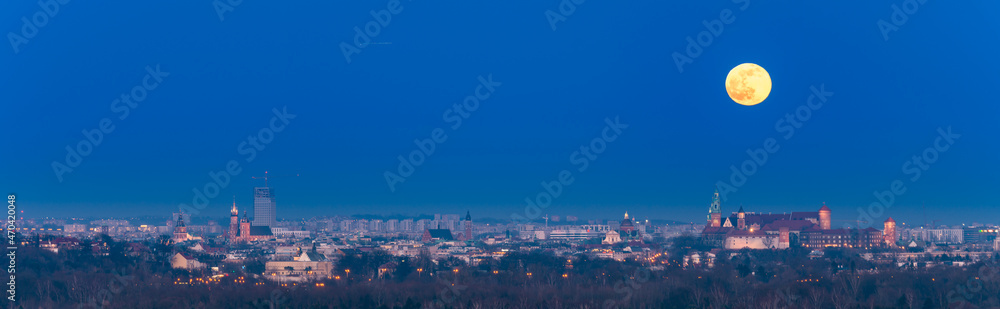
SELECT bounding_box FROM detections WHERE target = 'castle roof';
[761,220,816,231]
[701,226,733,234]
[790,212,819,220]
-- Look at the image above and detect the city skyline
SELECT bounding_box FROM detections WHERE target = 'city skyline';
[7,0,1000,307]
[15,188,993,228]
[3,2,998,226]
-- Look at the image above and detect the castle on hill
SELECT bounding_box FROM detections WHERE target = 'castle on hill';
[700,189,895,250]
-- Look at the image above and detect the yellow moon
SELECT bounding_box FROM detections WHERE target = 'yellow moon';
[725,63,771,106]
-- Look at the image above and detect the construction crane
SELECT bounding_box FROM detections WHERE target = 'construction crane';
[251,171,299,187]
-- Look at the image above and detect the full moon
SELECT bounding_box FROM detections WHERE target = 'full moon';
[725,63,771,106]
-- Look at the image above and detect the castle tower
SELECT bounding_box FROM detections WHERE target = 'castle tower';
[884,217,897,247]
[818,203,831,230]
[229,197,239,240]
[464,211,473,241]
[708,189,722,228]
[737,205,746,230]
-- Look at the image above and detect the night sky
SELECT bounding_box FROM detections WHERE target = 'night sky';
[2,1,998,225]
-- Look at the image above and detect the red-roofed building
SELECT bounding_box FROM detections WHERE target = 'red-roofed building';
[701,190,886,249]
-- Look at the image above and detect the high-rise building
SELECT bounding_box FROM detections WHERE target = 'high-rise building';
[253,187,276,228]
[416,219,428,232]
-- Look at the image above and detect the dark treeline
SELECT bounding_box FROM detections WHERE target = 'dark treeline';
[14,235,1000,308]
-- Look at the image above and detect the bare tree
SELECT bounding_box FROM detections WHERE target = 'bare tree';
[710,285,728,309]
[831,285,852,309]
[808,287,826,308]
[691,286,706,308]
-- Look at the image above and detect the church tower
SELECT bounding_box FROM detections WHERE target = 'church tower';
[229,197,239,240]
[707,189,722,227]
[464,210,473,241]
[239,213,251,242]
[173,213,189,242]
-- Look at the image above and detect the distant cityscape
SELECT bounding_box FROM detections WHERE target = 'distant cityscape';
[13,184,1000,282]
[12,181,1000,307]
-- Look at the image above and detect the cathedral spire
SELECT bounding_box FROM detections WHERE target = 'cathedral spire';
[709,189,721,214]
[231,196,238,216]
[707,187,722,227]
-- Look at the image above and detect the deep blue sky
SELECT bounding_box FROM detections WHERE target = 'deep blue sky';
[2,1,998,225]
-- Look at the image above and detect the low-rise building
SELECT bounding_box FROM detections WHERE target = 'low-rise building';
[170,253,206,270]
[265,250,333,282]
